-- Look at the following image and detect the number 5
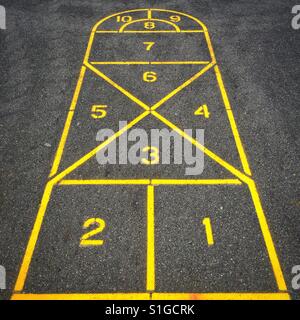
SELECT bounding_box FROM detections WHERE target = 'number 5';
[91,105,108,119]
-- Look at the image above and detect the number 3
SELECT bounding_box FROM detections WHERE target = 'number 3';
[141,146,159,165]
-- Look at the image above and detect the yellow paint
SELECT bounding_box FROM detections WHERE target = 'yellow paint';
[14,180,55,291]
[123,30,178,33]
[51,111,150,184]
[194,104,210,118]
[144,21,156,30]
[169,15,181,23]
[151,62,215,111]
[90,61,210,65]
[247,180,287,291]
[119,18,181,33]
[85,62,150,111]
[151,61,210,65]
[214,65,252,176]
[151,179,242,185]
[14,9,288,300]
[11,292,290,300]
[91,105,108,119]
[141,146,159,165]
[80,218,105,247]
[116,15,132,23]
[152,293,290,300]
[147,185,155,291]
[11,293,151,300]
[143,71,157,83]
[95,30,119,33]
[49,66,86,177]
[60,179,151,185]
[202,217,214,245]
[151,110,251,184]
[143,42,155,51]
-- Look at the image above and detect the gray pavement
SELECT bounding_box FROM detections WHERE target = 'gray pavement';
[0,0,299,300]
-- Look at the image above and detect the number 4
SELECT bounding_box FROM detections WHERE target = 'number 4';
[194,104,210,118]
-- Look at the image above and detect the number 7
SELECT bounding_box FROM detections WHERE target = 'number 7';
[143,42,155,51]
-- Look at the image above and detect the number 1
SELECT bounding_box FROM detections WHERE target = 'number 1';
[202,217,214,246]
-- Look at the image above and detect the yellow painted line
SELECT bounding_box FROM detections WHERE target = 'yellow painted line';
[147,9,152,19]
[247,180,287,291]
[14,180,55,291]
[152,293,290,300]
[123,30,178,33]
[147,185,155,291]
[90,61,150,65]
[85,62,150,111]
[11,293,150,300]
[89,61,210,65]
[150,9,216,63]
[119,18,181,33]
[50,111,150,184]
[93,9,149,32]
[95,30,119,33]
[180,30,204,33]
[151,61,210,65]
[151,62,215,111]
[60,179,151,185]
[203,30,216,64]
[214,66,252,176]
[49,66,86,177]
[151,179,242,185]
[11,292,290,300]
[152,111,251,184]
[151,8,207,31]
[96,30,204,33]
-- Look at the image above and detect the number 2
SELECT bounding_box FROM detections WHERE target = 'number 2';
[80,218,106,246]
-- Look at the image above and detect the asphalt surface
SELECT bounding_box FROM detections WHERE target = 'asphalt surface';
[0,0,299,300]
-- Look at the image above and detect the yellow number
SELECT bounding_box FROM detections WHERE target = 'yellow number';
[202,217,214,246]
[143,71,157,82]
[144,22,155,29]
[91,105,107,119]
[80,218,105,247]
[116,15,132,23]
[143,41,155,51]
[170,15,181,22]
[194,104,210,118]
[141,146,159,165]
